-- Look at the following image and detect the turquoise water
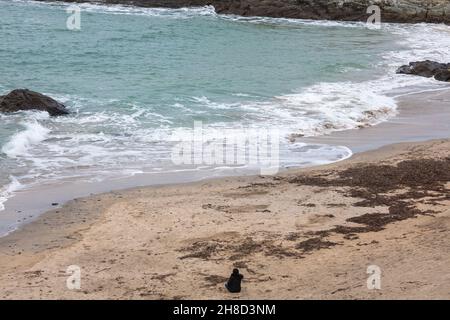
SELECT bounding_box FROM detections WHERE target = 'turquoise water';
[2,2,391,113]
[1,0,450,212]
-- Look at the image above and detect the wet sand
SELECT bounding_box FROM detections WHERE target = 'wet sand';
[0,137,448,299]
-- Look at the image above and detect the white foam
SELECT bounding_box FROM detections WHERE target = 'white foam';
[13,0,217,19]
[187,79,398,138]
[218,14,367,28]
[385,23,450,64]
[287,143,353,165]
[77,3,217,18]
[0,176,23,212]
[1,118,51,158]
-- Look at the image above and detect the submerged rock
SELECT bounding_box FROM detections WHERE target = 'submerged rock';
[0,89,69,116]
[396,60,450,82]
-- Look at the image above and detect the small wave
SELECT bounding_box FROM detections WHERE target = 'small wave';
[287,143,353,166]
[273,81,398,136]
[217,14,368,29]
[188,79,398,138]
[12,0,217,18]
[0,176,23,211]
[1,117,50,158]
[77,3,216,18]
[385,23,450,65]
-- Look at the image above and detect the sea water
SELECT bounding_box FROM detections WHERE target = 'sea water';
[1,0,450,214]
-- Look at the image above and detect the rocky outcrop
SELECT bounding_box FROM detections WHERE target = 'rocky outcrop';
[397,61,450,82]
[435,69,450,82]
[47,0,450,24]
[0,89,69,116]
[213,0,450,24]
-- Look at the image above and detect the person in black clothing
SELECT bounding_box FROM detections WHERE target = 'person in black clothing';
[225,268,243,293]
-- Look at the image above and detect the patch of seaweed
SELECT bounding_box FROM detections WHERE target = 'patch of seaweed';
[290,159,450,194]
[182,159,449,259]
[203,275,228,287]
[288,158,450,252]
[347,202,420,229]
[179,241,219,260]
[285,232,302,241]
[290,158,449,221]
[296,237,337,252]
[179,236,301,261]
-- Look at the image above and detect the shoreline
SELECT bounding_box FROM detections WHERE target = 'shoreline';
[0,137,448,299]
[35,0,450,24]
[1,87,449,237]
[2,0,449,238]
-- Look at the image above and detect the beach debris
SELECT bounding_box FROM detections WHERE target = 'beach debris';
[397,60,450,82]
[0,89,70,116]
[225,268,244,293]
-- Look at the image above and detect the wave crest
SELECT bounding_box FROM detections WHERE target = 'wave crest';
[1,117,50,158]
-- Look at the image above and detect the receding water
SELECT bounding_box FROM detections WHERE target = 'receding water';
[1,0,450,214]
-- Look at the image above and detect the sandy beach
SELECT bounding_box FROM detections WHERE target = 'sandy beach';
[2,0,450,303]
[0,135,448,299]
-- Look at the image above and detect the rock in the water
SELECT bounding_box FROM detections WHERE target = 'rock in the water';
[434,69,450,82]
[0,89,69,116]
[396,60,450,82]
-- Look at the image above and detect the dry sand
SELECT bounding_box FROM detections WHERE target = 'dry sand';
[0,138,449,300]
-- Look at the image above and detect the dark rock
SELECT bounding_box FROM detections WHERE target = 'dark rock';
[0,89,69,116]
[434,69,450,82]
[397,60,450,82]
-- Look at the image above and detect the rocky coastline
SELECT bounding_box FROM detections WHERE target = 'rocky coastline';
[38,0,450,24]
